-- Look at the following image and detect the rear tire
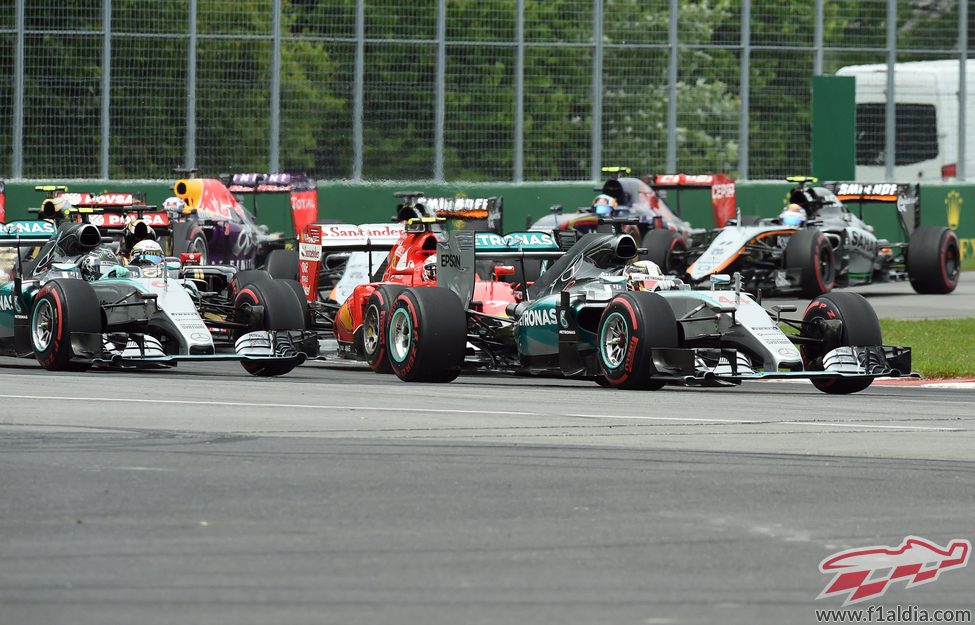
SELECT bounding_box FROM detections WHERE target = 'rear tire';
[387,287,467,383]
[597,291,678,390]
[785,229,834,298]
[800,292,881,394]
[30,279,102,371]
[641,229,686,275]
[234,280,306,376]
[265,249,299,281]
[363,285,406,373]
[907,226,960,294]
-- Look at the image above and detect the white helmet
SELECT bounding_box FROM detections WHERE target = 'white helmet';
[624,260,668,291]
[130,239,165,277]
[422,254,437,282]
[779,203,807,227]
[162,196,187,215]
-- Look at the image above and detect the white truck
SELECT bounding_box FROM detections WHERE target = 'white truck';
[836,59,975,181]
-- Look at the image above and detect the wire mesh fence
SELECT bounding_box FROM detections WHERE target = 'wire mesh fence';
[0,0,970,181]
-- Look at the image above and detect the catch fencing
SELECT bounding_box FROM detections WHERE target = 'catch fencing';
[0,0,970,181]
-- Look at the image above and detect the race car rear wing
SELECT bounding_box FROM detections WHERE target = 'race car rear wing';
[824,181,920,237]
[394,192,503,233]
[0,220,58,246]
[647,173,737,228]
[223,172,318,235]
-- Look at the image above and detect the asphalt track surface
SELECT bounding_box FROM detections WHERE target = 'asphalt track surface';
[764,271,975,319]
[2,351,974,625]
[2,273,974,624]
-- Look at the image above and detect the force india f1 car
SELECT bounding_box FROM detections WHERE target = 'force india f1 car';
[363,223,913,394]
[683,178,960,297]
[0,217,307,375]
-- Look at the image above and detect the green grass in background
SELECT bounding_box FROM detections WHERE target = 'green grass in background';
[879,318,975,379]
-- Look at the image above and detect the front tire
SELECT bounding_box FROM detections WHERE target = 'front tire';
[785,229,834,298]
[597,292,679,390]
[641,229,686,274]
[30,279,103,371]
[234,280,306,376]
[387,287,467,383]
[800,292,881,394]
[265,249,299,281]
[907,226,960,294]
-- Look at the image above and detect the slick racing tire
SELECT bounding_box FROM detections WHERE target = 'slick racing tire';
[641,229,687,275]
[234,280,306,376]
[265,249,299,281]
[30,279,103,371]
[907,226,960,294]
[280,278,319,357]
[386,287,467,383]
[597,291,679,390]
[228,269,273,300]
[799,291,882,395]
[362,285,406,374]
[185,227,209,265]
[784,229,835,298]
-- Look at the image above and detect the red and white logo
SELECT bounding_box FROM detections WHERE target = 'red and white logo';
[818,536,970,606]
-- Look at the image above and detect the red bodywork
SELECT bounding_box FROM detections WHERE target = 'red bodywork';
[299,226,517,349]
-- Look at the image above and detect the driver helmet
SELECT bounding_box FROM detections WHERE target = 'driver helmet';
[422,254,437,282]
[779,203,807,227]
[130,239,166,277]
[622,259,663,290]
[591,194,618,217]
[80,248,122,282]
[162,196,189,215]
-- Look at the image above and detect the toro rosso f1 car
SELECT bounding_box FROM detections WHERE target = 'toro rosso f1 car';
[684,177,960,297]
[531,167,736,273]
[364,222,913,394]
[0,216,307,375]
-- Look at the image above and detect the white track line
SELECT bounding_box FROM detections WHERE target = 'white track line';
[0,394,964,430]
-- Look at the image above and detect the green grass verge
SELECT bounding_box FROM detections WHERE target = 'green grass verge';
[781,317,975,378]
[879,318,975,378]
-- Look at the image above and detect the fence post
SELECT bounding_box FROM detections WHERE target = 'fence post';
[12,0,24,178]
[433,0,446,181]
[666,0,680,174]
[813,0,823,76]
[352,0,364,180]
[959,0,968,181]
[666,0,677,173]
[591,0,603,180]
[514,0,524,183]
[884,0,896,180]
[270,0,282,172]
[185,0,197,170]
[100,0,112,179]
[738,0,750,179]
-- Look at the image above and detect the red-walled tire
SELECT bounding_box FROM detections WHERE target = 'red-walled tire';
[785,229,835,298]
[234,280,306,376]
[30,279,102,371]
[597,291,678,390]
[907,226,960,294]
[800,292,881,395]
[641,229,687,275]
[386,287,467,383]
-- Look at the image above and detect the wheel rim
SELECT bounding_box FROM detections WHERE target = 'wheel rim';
[363,304,381,356]
[818,243,833,284]
[945,243,960,282]
[189,236,208,264]
[388,307,412,364]
[600,312,628,369]
[32,298,56,351]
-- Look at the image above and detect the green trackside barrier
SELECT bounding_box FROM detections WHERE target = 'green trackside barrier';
[4,180,974,270]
